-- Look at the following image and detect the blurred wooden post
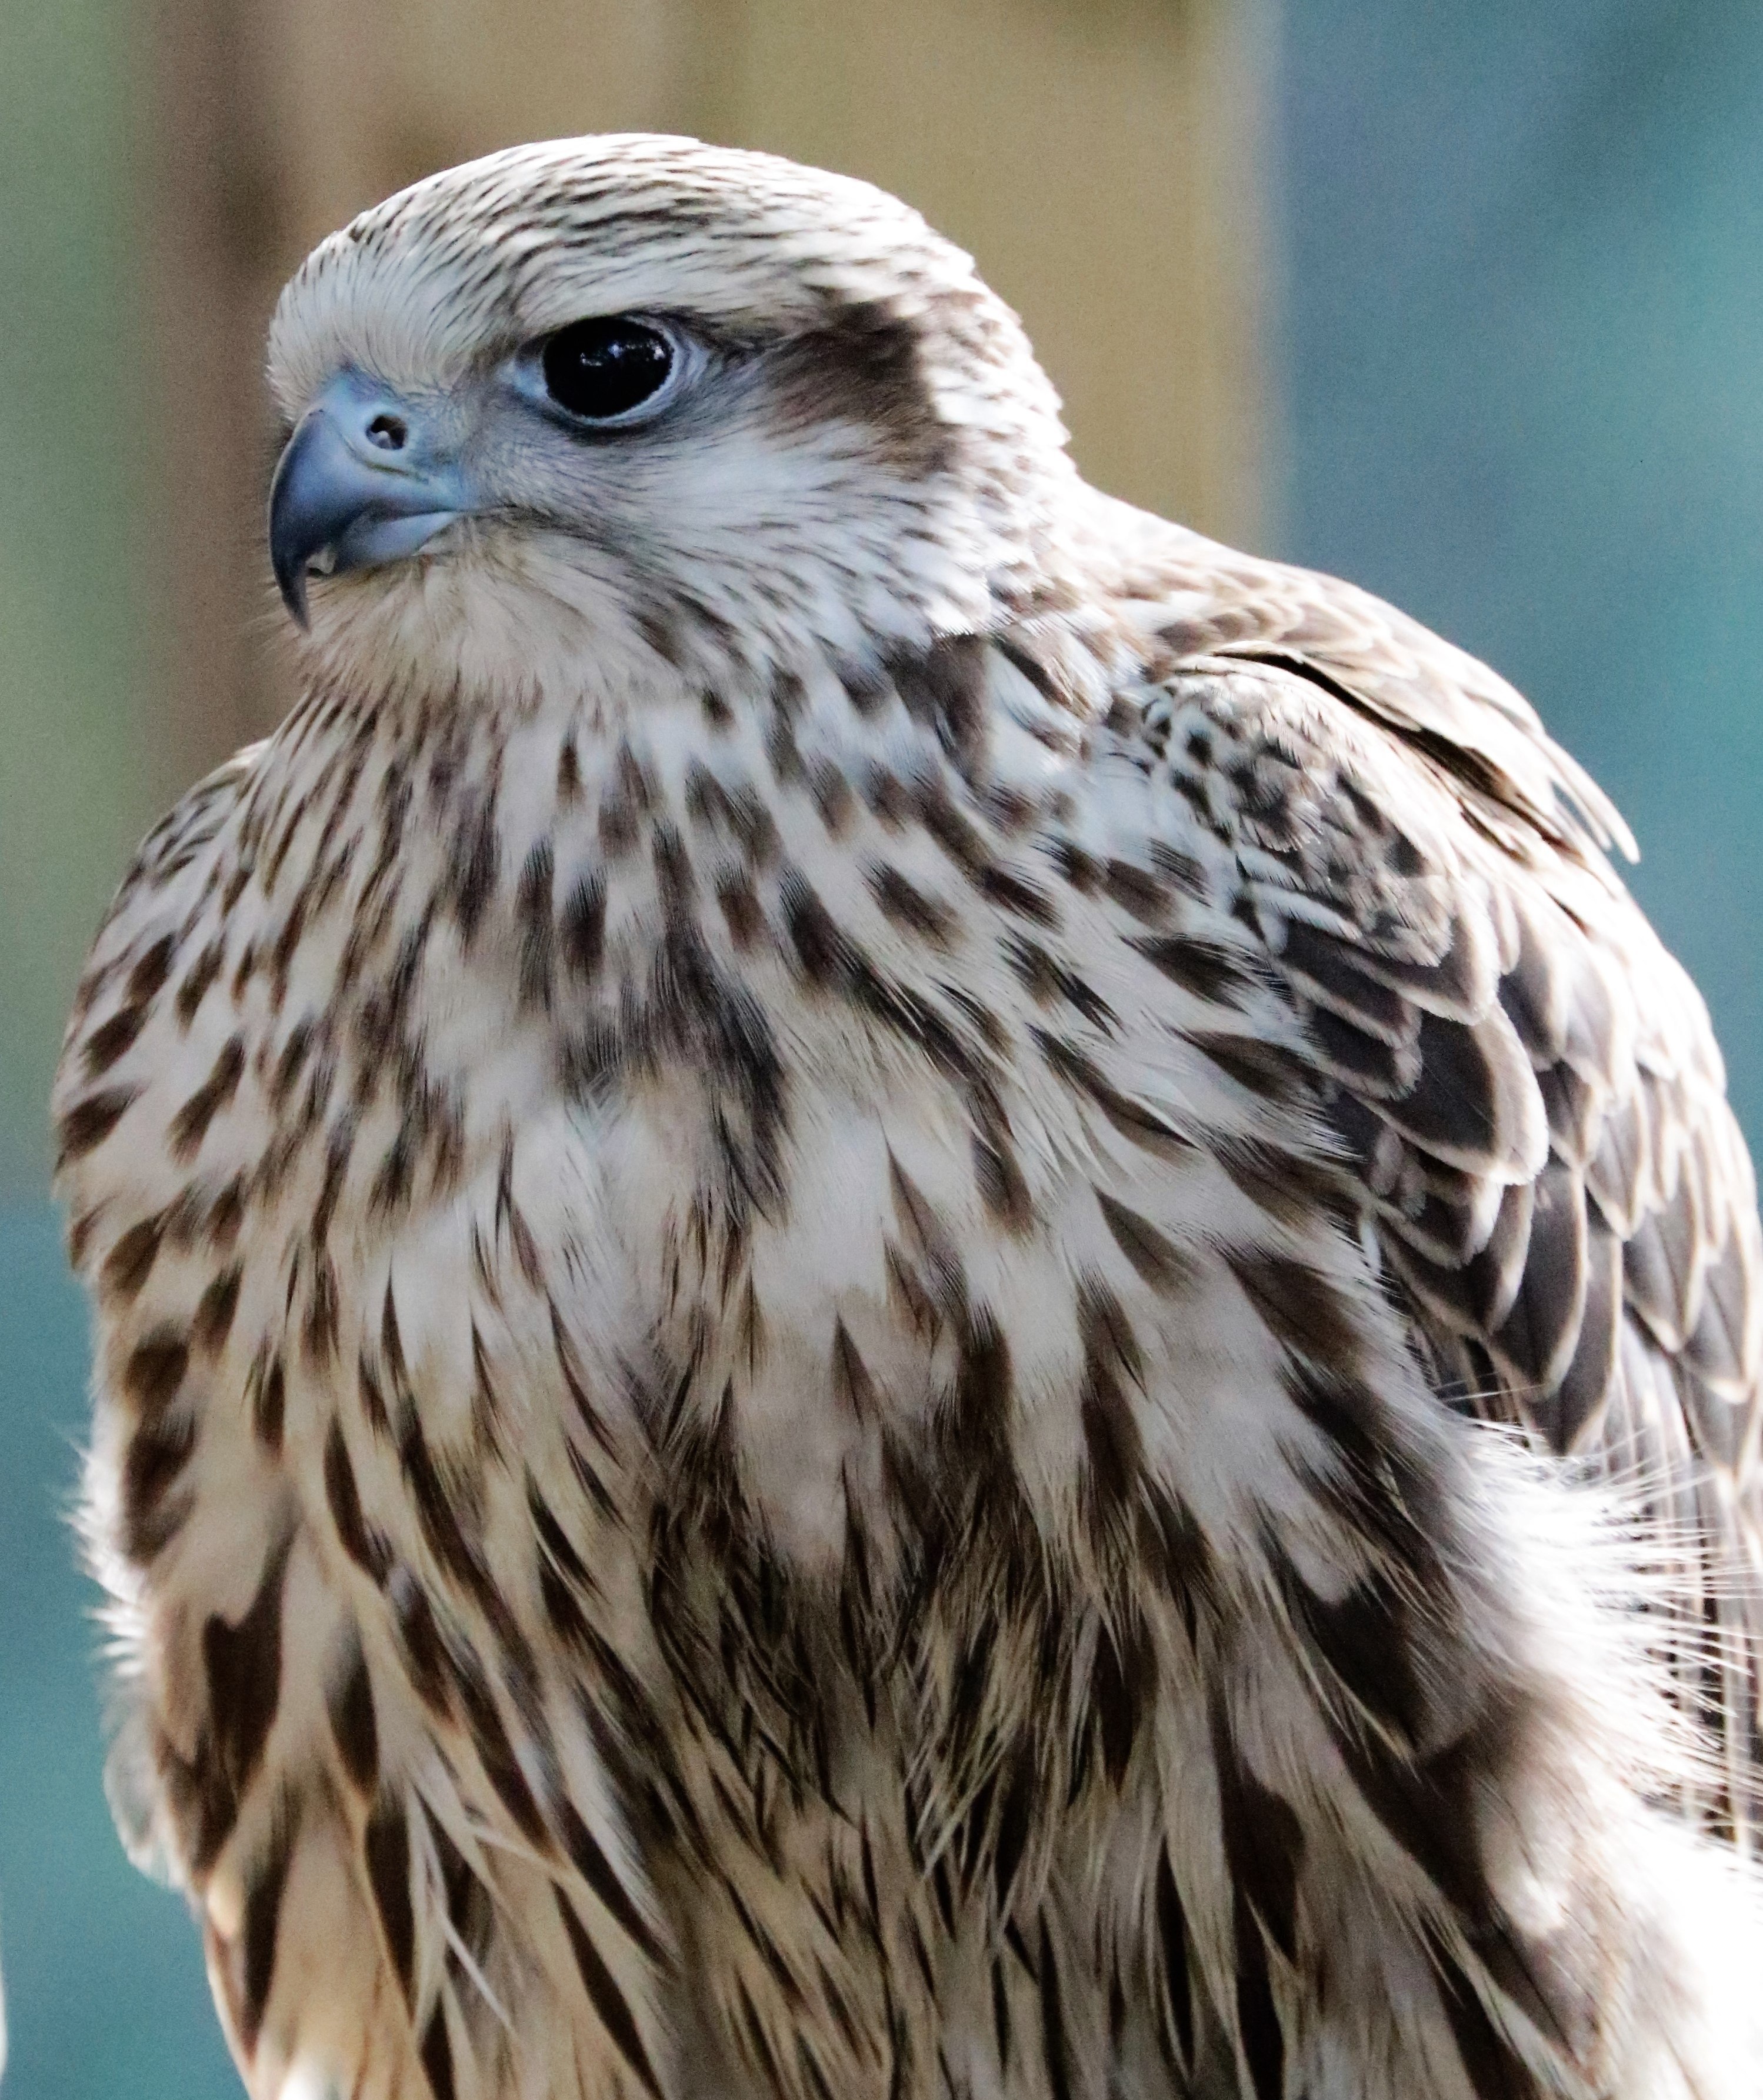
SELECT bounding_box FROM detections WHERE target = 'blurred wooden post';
[145,0,1271,777]
[724,0,1271,550]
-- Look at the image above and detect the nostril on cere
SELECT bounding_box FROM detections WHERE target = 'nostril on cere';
[365,412,407,450]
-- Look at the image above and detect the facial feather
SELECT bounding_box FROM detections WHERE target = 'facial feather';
[269,135,1076,699]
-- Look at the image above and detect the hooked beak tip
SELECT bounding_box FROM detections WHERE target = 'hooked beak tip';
[268,408,334,631]
[275,559,311,631]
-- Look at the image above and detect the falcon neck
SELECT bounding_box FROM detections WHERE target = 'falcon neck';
[250,616,1102,1067]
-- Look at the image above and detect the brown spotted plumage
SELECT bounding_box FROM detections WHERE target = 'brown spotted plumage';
[56,135,1763,2100]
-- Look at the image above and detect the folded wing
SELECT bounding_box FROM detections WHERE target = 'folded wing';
[1125,538,1763,1838]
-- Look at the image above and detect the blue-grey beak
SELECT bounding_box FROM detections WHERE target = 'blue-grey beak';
[269,373,469,626]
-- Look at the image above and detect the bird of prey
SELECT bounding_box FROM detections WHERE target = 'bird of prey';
[54,135,1763,2100]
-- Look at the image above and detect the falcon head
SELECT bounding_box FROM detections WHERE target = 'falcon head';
[266,135,1075,696]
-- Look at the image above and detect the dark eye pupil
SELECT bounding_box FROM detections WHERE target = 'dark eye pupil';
[542,318,674,421]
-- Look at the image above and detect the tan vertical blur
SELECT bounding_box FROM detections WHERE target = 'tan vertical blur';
[145,0,1270,773]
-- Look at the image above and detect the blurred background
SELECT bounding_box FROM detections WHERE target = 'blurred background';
[4,1,1762,2089]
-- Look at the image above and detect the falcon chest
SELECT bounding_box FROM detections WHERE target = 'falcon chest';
[71,652,1311,1625]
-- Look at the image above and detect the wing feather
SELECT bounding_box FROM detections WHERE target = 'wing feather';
[1114,541,1763,1836]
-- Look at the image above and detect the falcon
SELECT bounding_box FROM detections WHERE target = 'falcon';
[54,135,1763,2100]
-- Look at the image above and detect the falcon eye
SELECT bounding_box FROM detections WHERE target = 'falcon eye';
[541,318,676,423]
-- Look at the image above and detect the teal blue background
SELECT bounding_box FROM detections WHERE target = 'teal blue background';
[1,0,242,2090]
[1280,0,1763,1143]
[6,4,1763,2091]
